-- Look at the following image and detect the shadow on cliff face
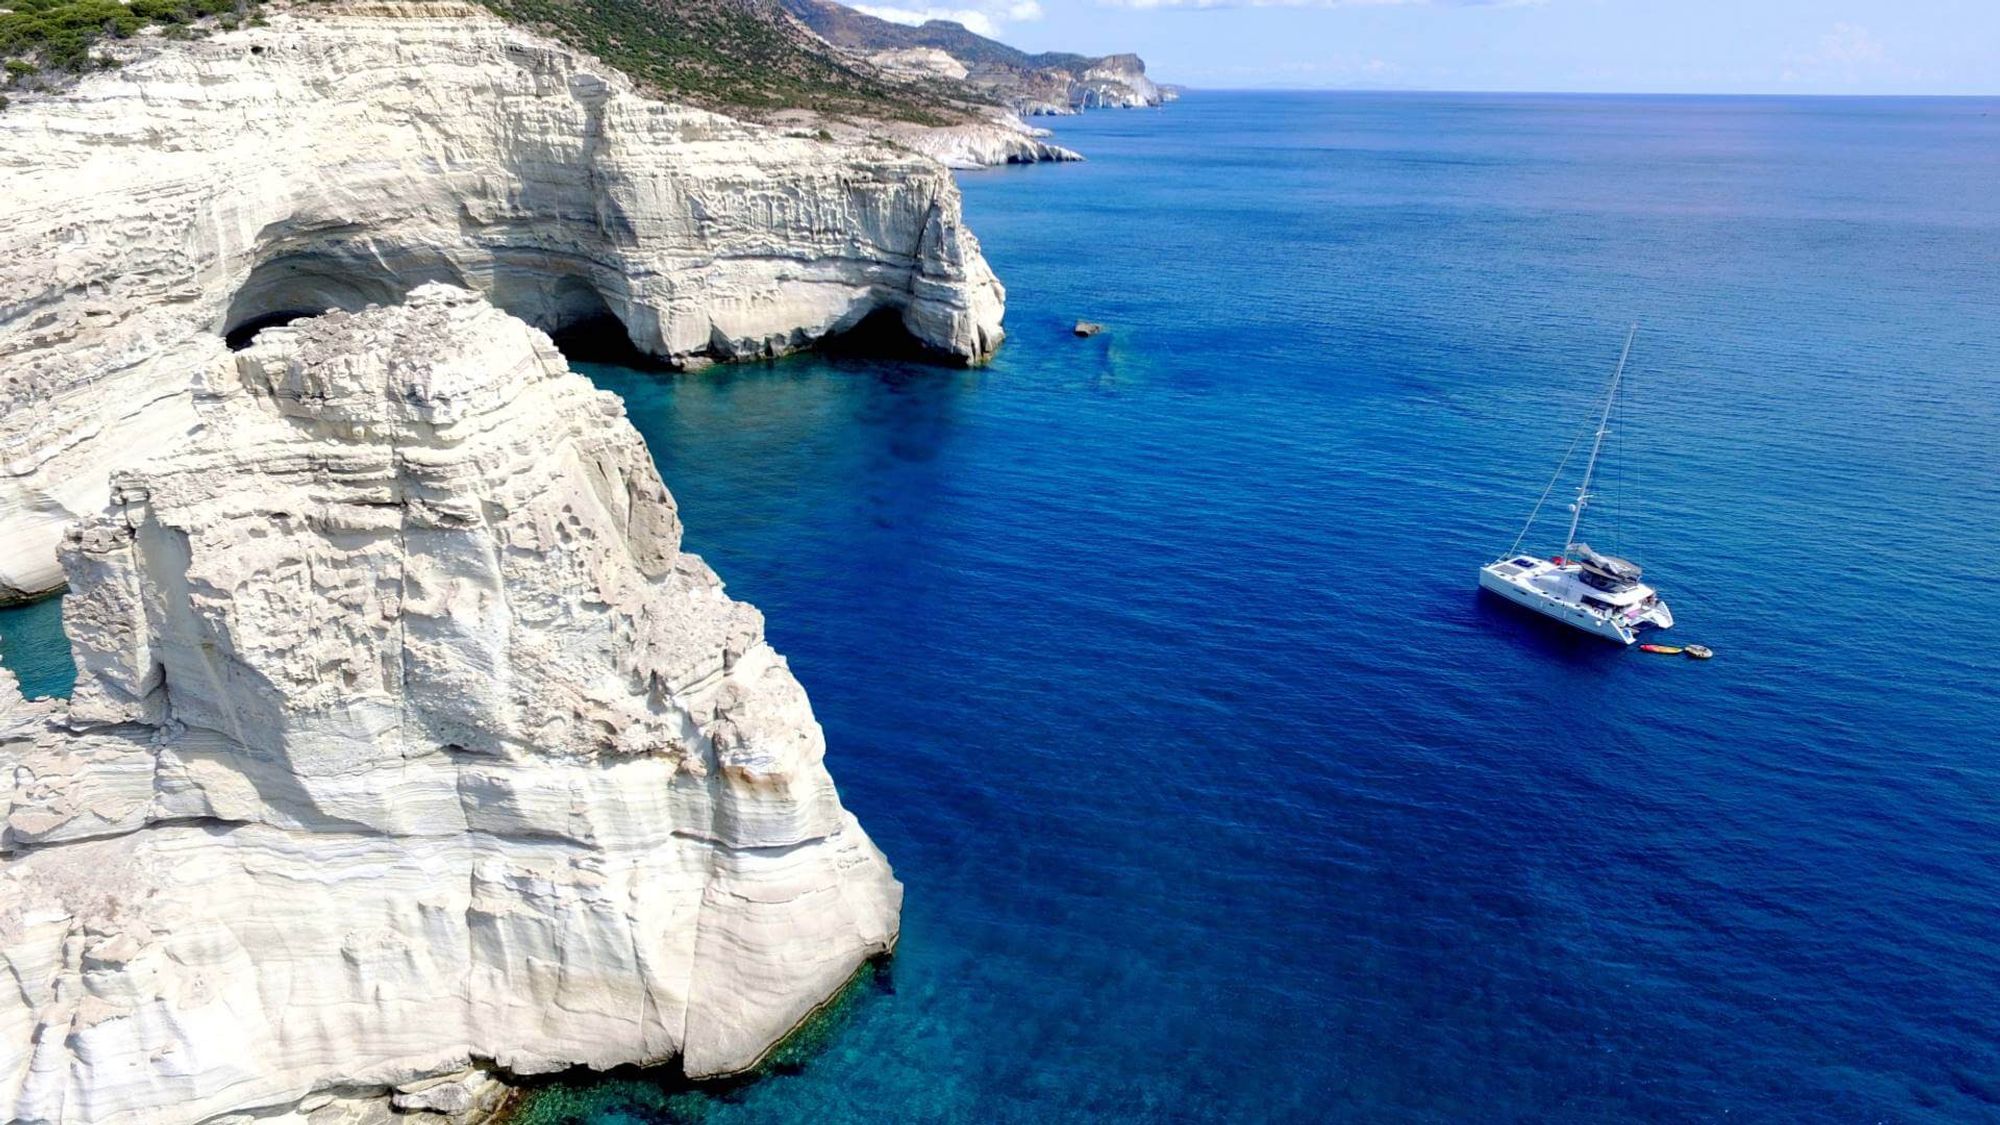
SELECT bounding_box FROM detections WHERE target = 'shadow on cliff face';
[221,250,654,359]
[550,313,672,371]
[816,307,947,363]
[224,309,323,351]
[222,249,467,350]
[222,250,960,370]
[559,306,964,373]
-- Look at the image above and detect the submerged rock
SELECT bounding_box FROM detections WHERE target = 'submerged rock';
[0,0,1007,606]
[0,286,902,1124]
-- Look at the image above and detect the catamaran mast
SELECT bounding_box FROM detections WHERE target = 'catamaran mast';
[1564,324,1637,556]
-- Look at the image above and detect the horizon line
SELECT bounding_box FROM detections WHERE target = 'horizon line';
[1160,86,2000,100]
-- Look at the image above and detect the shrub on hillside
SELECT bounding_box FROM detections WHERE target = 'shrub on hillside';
[0,0,251,77]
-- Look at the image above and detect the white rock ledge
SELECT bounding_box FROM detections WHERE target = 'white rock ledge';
[0,286,903,1125]
[897,117,1085,170]
[0,0,1008,605]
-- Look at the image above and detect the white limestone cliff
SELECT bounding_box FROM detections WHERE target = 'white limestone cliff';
[0,0,1007,606]
[866,46,970,82]
[1074,54,1161,109]
[766,108,1083,171]
[897,117,1084,170]
[0,286,903,1125]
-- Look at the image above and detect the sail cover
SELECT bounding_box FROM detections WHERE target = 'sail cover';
[1574,544,1643,583]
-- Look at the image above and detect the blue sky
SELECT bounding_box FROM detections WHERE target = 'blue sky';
[846,0,1998,94]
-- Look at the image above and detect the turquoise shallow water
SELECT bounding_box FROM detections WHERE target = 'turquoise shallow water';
[0,595,72,700]
[6,92,2000,1121]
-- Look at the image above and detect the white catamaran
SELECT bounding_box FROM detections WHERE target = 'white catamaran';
[1479,327,1674,645]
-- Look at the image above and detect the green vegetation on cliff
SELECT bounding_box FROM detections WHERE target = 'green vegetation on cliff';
[2,0,979,123]
[1,0,257,77]
[471,0,964,123]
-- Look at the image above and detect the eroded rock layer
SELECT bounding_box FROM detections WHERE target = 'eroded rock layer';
[0,0,1006,604]
[0,286,903,1125]
[894,118,1084,170]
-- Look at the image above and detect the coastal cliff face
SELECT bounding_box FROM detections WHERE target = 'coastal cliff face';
[0,0,1006,605]
[0,286,902,1124]
[893,118,1084,170]
[1074,54,1161,109]
[773,0,1168,114]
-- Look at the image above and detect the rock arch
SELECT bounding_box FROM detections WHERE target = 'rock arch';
[0,5,1005,605]
[222,243,468,348]
[221,245,642,357]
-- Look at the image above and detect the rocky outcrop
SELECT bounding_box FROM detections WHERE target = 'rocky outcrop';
[1074,54,1161,109]
[0,0,1006,605]
[766,105,1082,170]
[0,286,902,1125]
[897,117,1084,170]
[774,0,1167,114]
[865,45,969,81]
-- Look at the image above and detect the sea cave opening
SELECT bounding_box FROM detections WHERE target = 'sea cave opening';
[222,249,466,351]
[536,276,664,370]
[221,251,659,369]
[220,252,943,371]
[224,309,324,351]
[815,306,938,363]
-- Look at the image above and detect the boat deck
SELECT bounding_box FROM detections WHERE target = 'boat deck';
[1479,556,1672,644]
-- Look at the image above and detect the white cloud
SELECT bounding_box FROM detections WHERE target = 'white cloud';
[1816,22,1885,66]
[1781,22,1892,85]
[851,0,1045,36]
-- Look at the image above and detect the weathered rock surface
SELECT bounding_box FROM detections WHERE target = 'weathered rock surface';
[865,45,970,82]
[0,286,902,1125]
[766,108,1082,171]
[775,0,1168,113]
[1072,54,1162,109]
[898,117,1084,170]
[0,0,1006,605]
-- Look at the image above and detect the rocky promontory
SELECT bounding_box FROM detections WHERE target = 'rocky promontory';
[0,286,902,1124]
[0,0,1006,606]
[893,117,1085,169]
[0,0,1117,1117]
[774,0,1170,114]
[1072,53,1163,109]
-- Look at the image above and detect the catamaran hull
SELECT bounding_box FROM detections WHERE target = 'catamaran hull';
[1479,566,1647,644]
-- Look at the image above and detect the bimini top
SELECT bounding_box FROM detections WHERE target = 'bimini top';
[1573,544,1643,584]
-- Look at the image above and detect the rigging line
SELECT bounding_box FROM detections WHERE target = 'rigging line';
[1507,411,1596,557]
[1612,348,1625,554]
[1564,325,1637,555]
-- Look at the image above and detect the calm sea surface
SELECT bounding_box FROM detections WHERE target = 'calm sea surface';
[5,92,1999,1121]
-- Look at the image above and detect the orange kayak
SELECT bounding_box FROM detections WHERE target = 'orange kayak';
[1639,644,1683,655]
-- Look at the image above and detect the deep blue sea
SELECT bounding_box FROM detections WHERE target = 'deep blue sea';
[5,92,2000,1121]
